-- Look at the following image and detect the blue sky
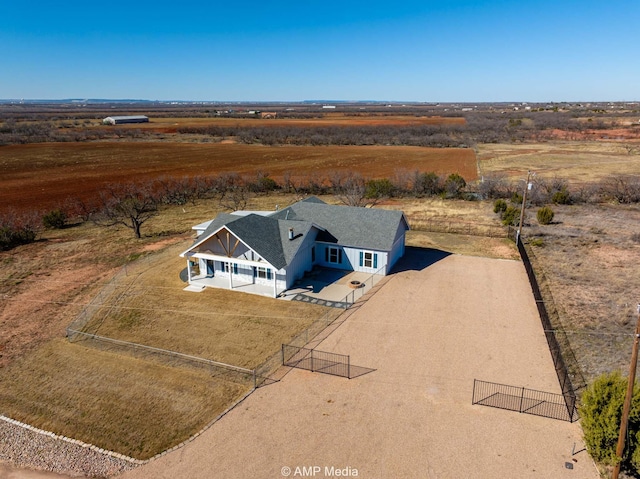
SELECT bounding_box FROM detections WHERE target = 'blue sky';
[1,1,638,102]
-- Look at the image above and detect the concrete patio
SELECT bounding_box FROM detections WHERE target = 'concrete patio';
[184,267,385,306]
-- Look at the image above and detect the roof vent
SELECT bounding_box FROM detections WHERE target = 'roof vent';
[288,228,294,240]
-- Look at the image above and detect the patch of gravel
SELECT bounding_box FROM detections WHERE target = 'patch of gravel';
[0,419,138,478]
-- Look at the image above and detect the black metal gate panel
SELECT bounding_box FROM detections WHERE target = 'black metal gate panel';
[472,379,578,422]
[282,344,351,379]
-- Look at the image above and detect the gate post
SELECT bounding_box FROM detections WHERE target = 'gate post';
[311,349,315,372]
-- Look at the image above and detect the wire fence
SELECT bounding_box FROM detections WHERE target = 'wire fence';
[472,379,579,422]
[65,254,352,389]
[340,264,387,307]
[411,217,510,238]
[66,255,155,334]
[515,236,585,416]
[67,330,258,386]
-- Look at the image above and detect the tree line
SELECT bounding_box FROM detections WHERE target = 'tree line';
[2,110,638,146]
[2,170,639,251]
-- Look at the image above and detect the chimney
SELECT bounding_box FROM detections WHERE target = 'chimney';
[288,228,294,240]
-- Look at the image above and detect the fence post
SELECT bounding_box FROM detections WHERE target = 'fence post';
[311,349,315,372]
[281,344,285,365]
[519,386,525,413]
[347,355,351,379]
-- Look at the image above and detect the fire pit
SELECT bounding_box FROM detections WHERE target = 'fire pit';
[349,280,364,289]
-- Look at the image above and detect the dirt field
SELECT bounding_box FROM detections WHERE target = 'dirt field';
[0,142,476,215]
[120,251,597,479]
[111,114,466,133]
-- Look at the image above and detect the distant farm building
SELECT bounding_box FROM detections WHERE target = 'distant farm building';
[102,115,149,125]
[260,112,277,119]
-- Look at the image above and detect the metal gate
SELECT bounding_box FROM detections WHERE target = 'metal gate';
[472,379,578,422]
[282,344,351,379]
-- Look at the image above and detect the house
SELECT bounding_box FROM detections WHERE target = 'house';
[179,197,409,297]
[102,115,149,125]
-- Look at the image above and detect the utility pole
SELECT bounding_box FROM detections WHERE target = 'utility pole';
[612,304,640,479]
[516,170,532,243]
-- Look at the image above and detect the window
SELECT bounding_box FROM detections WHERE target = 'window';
[325,247,342,264]
[359,251,378,269]
[255,267,272,280]
[225,262,239,274]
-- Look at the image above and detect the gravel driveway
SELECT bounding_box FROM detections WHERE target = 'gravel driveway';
[119,249,597,479]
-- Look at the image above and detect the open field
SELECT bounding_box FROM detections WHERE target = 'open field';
[524,203,640,383]
[477,141,640,182]
[99,113,466,132]
[0,142,476,215]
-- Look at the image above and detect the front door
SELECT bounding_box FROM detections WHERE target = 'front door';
[206,260,215,277]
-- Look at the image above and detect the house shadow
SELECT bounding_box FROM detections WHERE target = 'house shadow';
[390,246,452,274]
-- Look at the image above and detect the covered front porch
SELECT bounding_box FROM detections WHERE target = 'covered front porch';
[182,252,280,298]
[185,273,277,298]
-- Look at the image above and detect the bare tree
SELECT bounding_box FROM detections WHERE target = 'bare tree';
[93,182,159,238]
[335,172,371,207]
[600,175,640,204]
[477,174,509,199]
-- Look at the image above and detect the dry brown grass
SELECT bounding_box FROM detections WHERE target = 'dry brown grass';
[0,190,590,462]
[82,242,338,368]
[0,195,348,460]
[0,338,249,460]
[477,141,640,183]
[524,203,640,383]
[407,230,519,260]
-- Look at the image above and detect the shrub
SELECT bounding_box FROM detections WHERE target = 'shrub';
[444,173,466,198]
[501,205,520,226]
[579,371,640,473]
[0,213,39,250]
[42,209,67,229]
[551,188,571,205]
[510,192,523,204]
[536,206,555,225]
[365,178,395,199]
[493,199,507,214]
[529,238,545,247]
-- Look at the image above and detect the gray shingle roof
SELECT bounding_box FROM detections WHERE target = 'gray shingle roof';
[270,198,408,251]
[182,197,408,269]
[182,213,314,270]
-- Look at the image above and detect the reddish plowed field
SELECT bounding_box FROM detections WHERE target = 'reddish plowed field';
[0,142,476,215]
[114,114,465,134]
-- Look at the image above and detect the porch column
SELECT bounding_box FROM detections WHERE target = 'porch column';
[229,263,233,290]
[186,259,192,282]
[273,271,277,298]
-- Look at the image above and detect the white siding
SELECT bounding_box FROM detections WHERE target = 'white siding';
[346,247,388,274]
[284,229,318,288]
[315,242,388,274]
[387,219,408,273]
